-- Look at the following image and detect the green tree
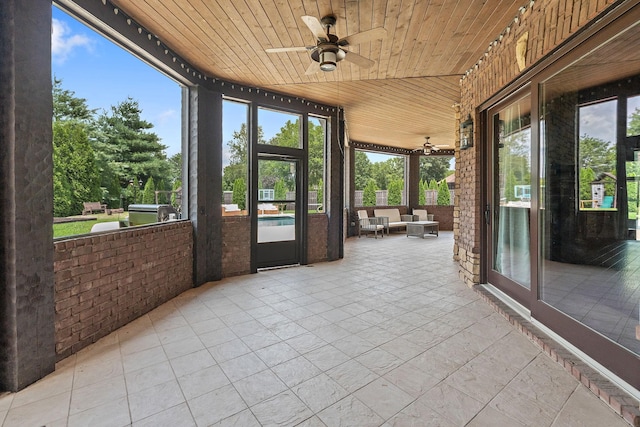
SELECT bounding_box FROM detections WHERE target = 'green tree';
[579,135,615,174]
[437,179,450,205]
[363,179,378,206]
[419,180,426,205]
[268,119,300,148]
[628,107,640,136]
[52,78,102,216]
[388,179,403,205]
[579,167,596,203]
[156,179,168,204]
[167,153,182,186]
[232,178,246,210]
[371,156,404,190]
[308,120,325,191]
[93,98,169,193]
[222,124,266,191]
[142,177,156,204]
[274,179,287,200]
[171,179,182,208]
[103,173,122,209]
[428,179,438,190]
[504,170,516,202]
[354,151,373,190]
[53,77,95,122]
[419,156,450,183]
[53,120,102,216]
[53,160,72,217]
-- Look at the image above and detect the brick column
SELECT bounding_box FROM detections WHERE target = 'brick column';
[407,153,420,209]
[0,0,56,391]
[187,86,223,285]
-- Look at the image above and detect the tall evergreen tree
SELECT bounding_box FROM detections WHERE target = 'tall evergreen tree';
[437,179,451,205]
[94,98,169,191]
[232,178,246,210]
[363,179,378,206]
[388,179,403,205]
[142,177,156,204]
[53,77,95,122]
[419,180,426,205]
[52,79,102,216]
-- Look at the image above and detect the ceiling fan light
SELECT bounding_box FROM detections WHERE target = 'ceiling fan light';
[319,51,337,71]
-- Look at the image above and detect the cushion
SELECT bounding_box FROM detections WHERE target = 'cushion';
[413,209,429,221]
[374,208,401,223]
[223,204,240,212]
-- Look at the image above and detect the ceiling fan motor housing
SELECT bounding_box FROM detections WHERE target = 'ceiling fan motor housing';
[311,34,345,72]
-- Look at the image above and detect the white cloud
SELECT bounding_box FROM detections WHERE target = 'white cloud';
[156,109,177,125]
[52,18,94,64]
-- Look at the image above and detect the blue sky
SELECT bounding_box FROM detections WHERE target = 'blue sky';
[52,6,183,156]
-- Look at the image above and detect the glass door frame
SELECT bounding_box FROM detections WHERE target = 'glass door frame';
[483,85,538,309]
[250,105,309,271]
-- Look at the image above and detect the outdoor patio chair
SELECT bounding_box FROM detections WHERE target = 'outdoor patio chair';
[413,209,435,221]
[357,210,385,238]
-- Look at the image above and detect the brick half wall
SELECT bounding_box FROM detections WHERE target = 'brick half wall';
[53,221,193,360]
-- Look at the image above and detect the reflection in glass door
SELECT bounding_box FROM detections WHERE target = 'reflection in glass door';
[256,157,300,268]
[488,94,532,305]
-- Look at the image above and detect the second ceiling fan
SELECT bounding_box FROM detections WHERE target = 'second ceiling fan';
[266,15,386,74]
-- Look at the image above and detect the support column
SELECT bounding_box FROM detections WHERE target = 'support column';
[0,0,56,391]
[408,153,421,209]
[327,109,344,260]
[187,86,223,285]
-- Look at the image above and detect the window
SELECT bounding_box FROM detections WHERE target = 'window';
[222,100,249,215]
[354,150,405,207]
[308,116,326,212]
[578,100,617,210]
[419,156,454,206]
[52,6,182,237]
[258,108,301,148]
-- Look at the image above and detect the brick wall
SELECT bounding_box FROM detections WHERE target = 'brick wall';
[456,0,616,286]
[222,214,332,273]
[222,216,251,276]
[53,221,193,360]
[308,214,329,263]
[420,205,454,231]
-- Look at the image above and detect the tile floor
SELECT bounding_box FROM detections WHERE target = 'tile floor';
[0,232,632,426]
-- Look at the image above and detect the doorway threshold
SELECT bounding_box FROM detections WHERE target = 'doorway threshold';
[257,263,301,272]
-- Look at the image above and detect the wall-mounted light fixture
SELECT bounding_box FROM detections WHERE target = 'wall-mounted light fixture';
[460,114,474,150]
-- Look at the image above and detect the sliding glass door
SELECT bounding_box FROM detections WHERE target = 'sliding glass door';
[487,94,533,306]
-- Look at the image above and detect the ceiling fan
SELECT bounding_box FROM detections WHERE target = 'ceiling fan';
[265,15,386,74]
[413,137,446,155]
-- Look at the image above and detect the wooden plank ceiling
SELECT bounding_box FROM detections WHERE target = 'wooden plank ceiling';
[111,0,523,150]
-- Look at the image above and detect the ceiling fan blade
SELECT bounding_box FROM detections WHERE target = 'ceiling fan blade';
[301,16,327,41]
[343,51,375,69]
[305,61,321,75]
[339,27,387,46]
[265,46,312,53]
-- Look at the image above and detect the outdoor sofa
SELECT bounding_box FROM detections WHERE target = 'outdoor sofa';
[373,208,415,234]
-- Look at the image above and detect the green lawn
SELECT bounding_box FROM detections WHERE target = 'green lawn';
[53,213,126,238]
